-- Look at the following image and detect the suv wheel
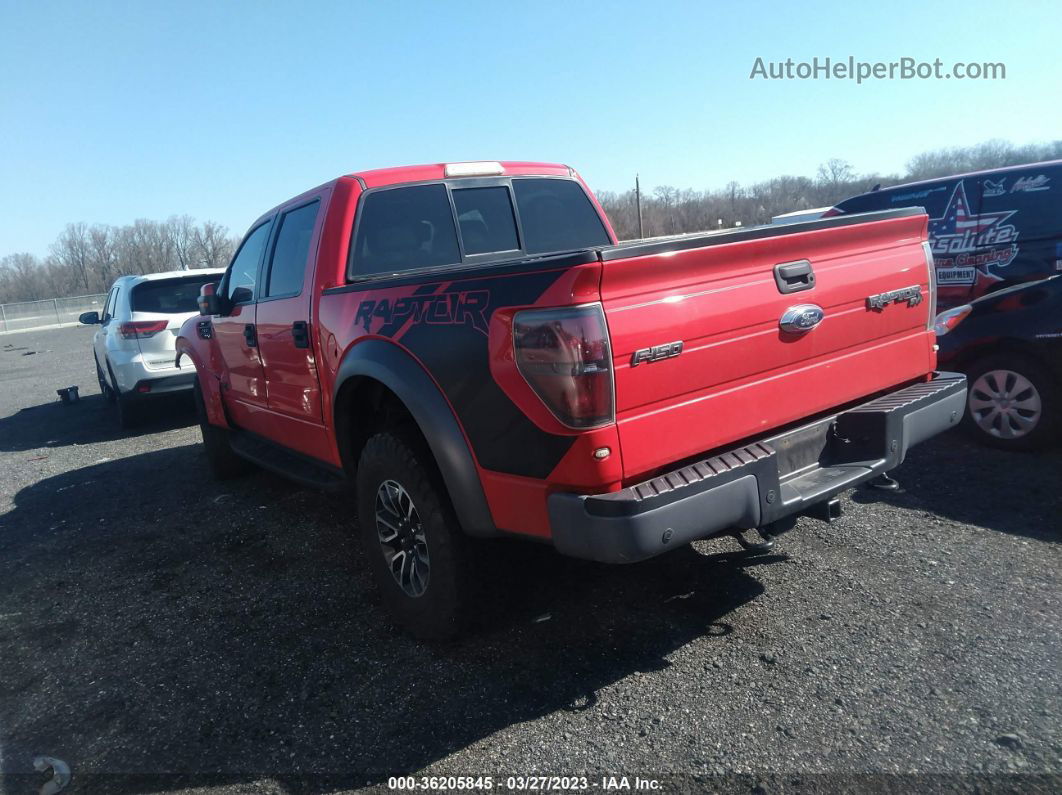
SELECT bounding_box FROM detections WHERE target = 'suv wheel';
[95,355,116,403]
[106,363,141,429]
[193,377,250,479]
[964,354,1059,451]
[356,431,470,640]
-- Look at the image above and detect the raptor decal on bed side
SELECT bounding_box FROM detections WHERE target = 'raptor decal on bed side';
[343,267,578,478]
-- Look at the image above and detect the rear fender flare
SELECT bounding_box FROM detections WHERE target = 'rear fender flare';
[333,339,498,538]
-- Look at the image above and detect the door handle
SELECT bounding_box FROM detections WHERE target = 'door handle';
[243,323,257,347]
[291,321,310,349]
[774,259,815,294]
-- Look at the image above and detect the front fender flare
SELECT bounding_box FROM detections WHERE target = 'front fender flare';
[175,335,229,429]
[333,339,498,538]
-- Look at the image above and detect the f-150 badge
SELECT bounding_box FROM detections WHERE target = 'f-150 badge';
[631,340,683,366]
[866,285,924,311]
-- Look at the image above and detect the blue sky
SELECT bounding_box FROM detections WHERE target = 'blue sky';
[1,0,1059,255]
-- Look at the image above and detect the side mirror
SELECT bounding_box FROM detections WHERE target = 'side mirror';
[198,282,223,316]
[78,311,100,325]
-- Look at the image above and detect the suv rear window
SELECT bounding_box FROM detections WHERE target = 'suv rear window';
[131,275,216,314]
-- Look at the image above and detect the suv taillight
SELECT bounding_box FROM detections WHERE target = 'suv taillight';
[119,320,169,339]
[512,304,615,429]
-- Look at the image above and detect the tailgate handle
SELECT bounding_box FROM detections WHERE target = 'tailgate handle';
[774,260,815,294]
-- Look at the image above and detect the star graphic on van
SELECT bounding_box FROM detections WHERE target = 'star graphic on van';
[928,181,1018,248]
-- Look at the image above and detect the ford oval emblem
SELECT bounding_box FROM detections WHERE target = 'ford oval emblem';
[779,304,825,333]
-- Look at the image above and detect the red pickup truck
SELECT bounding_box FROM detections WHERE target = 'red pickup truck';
[177,160,966,638]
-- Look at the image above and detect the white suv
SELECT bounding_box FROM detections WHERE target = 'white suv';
[80,269,225,426]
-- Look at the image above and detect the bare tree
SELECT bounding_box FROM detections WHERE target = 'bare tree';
[194,221,235,269]
[51,223,92,291]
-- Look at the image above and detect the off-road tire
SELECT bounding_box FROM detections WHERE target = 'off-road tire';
[356,430,471,640]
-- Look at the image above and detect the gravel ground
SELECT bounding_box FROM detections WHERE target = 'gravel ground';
[0,326,1059,794]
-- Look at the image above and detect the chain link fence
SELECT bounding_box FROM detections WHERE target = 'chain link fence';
[0,294,108,334]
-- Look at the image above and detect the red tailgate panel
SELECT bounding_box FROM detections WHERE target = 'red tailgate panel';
[601,214,935,481]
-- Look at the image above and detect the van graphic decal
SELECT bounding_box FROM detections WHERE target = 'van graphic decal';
[929,181,1019,286]
[983,177,1006,197]
[1011,174,1051,193]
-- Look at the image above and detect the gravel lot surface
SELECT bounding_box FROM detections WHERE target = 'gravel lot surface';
[0,326,1059,794]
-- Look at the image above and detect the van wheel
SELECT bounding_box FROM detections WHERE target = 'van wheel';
[964,354,1059,451]
[356,431,470,640]
[193,377,249,479]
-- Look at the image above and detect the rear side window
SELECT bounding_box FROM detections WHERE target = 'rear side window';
[513,178,610,254]
[452,187,519,255]
[226,221,272,303]
[266,201,319,297]
[352,184,460,276]
[132,276,217,314]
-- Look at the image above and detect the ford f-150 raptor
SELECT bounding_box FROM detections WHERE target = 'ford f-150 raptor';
[176,160,967,638]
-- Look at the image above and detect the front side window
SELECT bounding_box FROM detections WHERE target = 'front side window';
[452,186,519,255]
[266,201,320,297]
[352,184,460,277]
[226,221,272,303]
[513,178,610,254]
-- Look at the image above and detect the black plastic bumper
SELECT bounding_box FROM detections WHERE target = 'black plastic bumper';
[548,372,968,563]
[127,372,197,399]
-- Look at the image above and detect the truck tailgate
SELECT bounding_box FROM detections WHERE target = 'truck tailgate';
[598,209,936,480]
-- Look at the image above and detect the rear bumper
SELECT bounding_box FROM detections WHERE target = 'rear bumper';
[124,372,197,400]
[548,372,967,563]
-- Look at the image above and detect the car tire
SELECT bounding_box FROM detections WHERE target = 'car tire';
[95,355,116,403]
[963,353,1060,451]
[193,377,250,479]
[105,362,141,429]
[356,430,471,640]
[116,393,142,430]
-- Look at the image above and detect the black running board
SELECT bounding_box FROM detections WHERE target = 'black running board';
[229,431,347,490]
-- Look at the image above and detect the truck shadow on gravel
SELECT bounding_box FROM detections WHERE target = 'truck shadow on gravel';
[0,392,196,453]
[0,446,777,793]
[850,431,1061,543]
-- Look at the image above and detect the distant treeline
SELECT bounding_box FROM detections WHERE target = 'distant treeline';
[2,138,1059,304]
[0,217,238,304]
[597,138,1062,240]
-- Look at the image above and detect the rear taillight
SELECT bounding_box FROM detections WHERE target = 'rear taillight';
[933,304,972,336]
[923,241,938,328]
[513,304,615,429]
[119,320,169,339]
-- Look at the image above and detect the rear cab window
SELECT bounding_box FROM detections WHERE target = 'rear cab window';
[131,275,219,315]
[349,177,610,279]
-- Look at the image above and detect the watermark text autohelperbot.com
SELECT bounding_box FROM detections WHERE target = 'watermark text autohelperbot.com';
[750,56,1006,84]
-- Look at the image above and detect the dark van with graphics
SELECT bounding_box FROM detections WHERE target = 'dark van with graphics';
[827,160,1062,310]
